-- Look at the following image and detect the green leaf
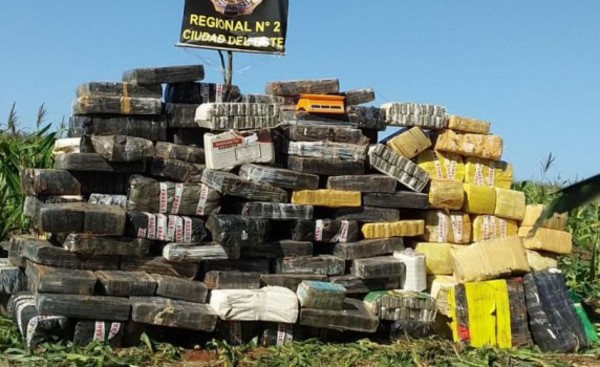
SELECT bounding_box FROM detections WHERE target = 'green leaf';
[140,333,154,352]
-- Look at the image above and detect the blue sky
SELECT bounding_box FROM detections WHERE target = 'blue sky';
[1,1,599,182]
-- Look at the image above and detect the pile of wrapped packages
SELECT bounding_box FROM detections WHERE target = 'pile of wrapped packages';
[0,64,595,351]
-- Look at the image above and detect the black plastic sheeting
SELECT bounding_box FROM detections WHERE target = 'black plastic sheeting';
[523,269,588,352]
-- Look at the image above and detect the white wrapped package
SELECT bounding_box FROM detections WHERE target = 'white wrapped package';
[204,129,275,170]
[209,286,299,323]
[52,138,81,157]
[393,249,427,292]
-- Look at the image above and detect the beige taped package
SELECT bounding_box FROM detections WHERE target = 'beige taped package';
[517,226,573,255]
[450,236,530,283]
[494,188,526,221]
[471,215,518,242]
[447,115,491,135]
[521,204,568,231]
[434,129,503,160]
[463,184,496,215]
[362,220,425,239]
[421,211,471,244]
[291,190,361,208]
[416,150,464,181]
[526,250,558,271]
[428,179,464,210]
[428,275,458,316]
[415,242,454,275]
[386,127,432,159]
[464,157,513,189]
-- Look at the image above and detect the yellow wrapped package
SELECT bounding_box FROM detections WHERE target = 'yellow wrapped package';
[464,157,513,189]
[416,150,464,181]
[463,184,496,215]
[517,226,573,254]
[386,126,432,159]
[494,188,525,220]
[448,280,512,349]
[434,129,503,160]
[450,236,530,283]
[362,220,425,239]
[429,179,464,210]
[521,204,568,231]
[526,250,558,271]
[416,242,454,275]
[471,215,518,241]
[447,115,491,135]
[291,189,361,208]
[428,275,458,316]
[421,211,471,244]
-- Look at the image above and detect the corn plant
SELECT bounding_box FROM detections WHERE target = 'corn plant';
[0,103,57,240]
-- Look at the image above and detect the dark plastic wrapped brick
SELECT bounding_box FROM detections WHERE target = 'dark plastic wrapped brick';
[73,321,125,347]
[238,164,319,190]
[261,322,297,347]
[13,294,71,348]
[276,256,345,276]
[292,220,359,243]
[351,257,405,280]
[204,271,261,290]
[333,238,404,260]
[20,169,81,196]
[506,278,533,347]
[88,194,128,209]
[149,158,205,183]
[128,175,220,216]
[0,259,27,294]
[388,320,432,340]
[68,115,167,141]
[80,135,155,162]
[23,195,85,227]
[241,202,313,220]
[299,298,379,333]
[127,212,207,243]
[164,103,200,129]
[523,270,587,352]
[165,82,241,104]
[154,142,205,164]
[206,215,269,258]
[201,169,288,203]
[216,320,261,346]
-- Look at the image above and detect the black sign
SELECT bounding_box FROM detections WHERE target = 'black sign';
[179,0,289,55]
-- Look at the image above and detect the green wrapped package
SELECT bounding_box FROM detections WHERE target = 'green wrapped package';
[569,291,598,344]
[363,290,437,322]
[296,281,346,310]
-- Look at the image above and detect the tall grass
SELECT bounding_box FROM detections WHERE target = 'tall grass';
[0,103,57,240]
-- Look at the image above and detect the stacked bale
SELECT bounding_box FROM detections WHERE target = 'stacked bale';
[518,205,568,269]
[12,65,220,347]
[391,111,583,350]
[0,65,589,352]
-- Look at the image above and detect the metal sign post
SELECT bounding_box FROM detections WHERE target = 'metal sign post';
[218,50,234,87]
